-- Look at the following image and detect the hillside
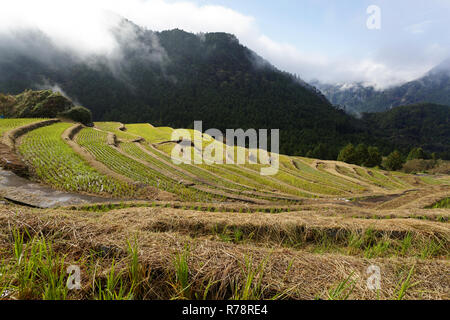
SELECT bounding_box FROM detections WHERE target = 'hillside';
[4,88,450,159]
[0,22,367,158]
[0,89,92,125]
[0,90,73,118]
[315,59,450,115]
[362,103,450,158]
[0,117,449,300]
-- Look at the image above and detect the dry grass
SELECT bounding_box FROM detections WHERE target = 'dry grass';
[0,202,448,300]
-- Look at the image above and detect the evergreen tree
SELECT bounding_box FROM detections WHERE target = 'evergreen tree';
[355,143,369,166]
[337,143,358,164]
[407,147,426,160]
[383,150,404,171]
[307,143,329,160]
[365,146,382,168]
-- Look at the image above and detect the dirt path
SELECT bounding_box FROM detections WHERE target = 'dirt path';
[379,185,450,210]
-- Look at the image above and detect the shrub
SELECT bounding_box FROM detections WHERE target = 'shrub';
[355,144,369,166]
[337,143,358,164]
[402,159,435,174]
[58,106,92,125]
[402,155,449,174]
[365,146,382,168]
[383,150,404,171]
[407,148,427,161]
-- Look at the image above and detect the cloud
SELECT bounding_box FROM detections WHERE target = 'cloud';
[405,20,435,35]
[0,0,448,88]
[36,80,81,105]
[0,0,122,57]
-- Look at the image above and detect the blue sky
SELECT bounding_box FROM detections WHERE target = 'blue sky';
[203,0,449,56]
[196,0,450,85]
[2,0,450,87]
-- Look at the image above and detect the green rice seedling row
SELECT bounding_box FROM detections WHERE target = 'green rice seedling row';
[18,123,136,197]
[76,128,218,202]
[94,122,139,141]
[0,118,49,137]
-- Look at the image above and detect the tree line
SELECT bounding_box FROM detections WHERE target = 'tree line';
[337,143,441,171]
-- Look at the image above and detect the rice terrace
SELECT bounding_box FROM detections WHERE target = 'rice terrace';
[0,117,448,300]
[0,0,449,307]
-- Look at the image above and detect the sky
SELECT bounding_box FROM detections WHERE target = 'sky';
[1,0,449,88]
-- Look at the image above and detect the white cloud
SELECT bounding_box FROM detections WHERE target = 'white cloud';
[0,0,447,88]
[405,20,435,35]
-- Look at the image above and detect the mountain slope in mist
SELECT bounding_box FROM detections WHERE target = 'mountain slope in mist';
[315,59,450,115]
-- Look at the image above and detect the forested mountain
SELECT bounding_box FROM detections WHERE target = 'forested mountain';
[361,103,450,158]
[315,59,450,115]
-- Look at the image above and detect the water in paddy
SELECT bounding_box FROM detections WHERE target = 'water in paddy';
[0,168,112,208]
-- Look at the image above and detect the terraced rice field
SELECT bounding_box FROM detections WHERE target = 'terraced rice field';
[76,127,218,202]
[3,118,447,204]
[126,123,174,143]
[12,120,438,203]
[0,118,48,137]
[94,122,140,141]
[18,123,137,197]
[0,119,448,300]
[428,197,450,209]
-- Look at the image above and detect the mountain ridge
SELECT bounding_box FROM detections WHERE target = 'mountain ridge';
[315,58,450,115]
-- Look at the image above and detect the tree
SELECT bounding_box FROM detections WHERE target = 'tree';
[355,143,369,166]
[337,143,358,164]
[365,146,382,167]
[58,106,93,126]
[383,150,404,171]
[307,143,328,160]
[407,147,426,161]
